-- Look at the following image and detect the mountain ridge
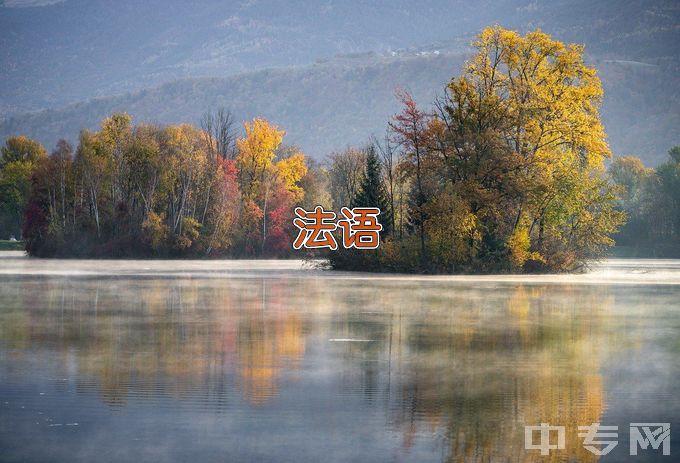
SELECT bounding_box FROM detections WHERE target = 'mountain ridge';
[1,0,678,116]
[2,50,677,165]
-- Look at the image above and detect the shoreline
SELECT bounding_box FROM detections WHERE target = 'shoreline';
[1,252,679,285]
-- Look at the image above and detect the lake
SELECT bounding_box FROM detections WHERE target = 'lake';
[0,253,678,462]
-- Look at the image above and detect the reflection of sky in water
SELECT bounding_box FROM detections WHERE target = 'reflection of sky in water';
[0,256,678,462]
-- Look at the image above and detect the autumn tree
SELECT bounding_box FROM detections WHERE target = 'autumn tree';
[654,148,680,254]
[20,141,72,254]
[390,90,431,261]
[202,158,240,255]
[161,124,209,249]
[608,156,654,248]
[265,146,307,254]
[0,136,47,167]
[609,148,680,257]
[336,26,625,273]
[20,114,252,257]
[327,148,365,210]
[298,157,332,211]
[373,134,398,236]
[435,26,623,271]
[49,140,74,232]
[0,136,47,239]
[235,118,307,255]
[236,118,285,198]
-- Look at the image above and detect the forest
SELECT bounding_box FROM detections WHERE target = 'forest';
[1,27,678,271]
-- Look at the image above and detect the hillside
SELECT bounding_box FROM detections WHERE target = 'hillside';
[1,0,678,116]
[1,51,678,165]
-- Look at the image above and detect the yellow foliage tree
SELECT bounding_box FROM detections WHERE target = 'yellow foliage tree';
[275,151,308,202]
[234,118,308,255]
[236,118,285,198]
[424,26,625,271]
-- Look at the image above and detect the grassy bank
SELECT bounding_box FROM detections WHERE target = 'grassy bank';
[0,240,24,251]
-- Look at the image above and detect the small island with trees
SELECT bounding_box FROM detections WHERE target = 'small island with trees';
[1,27,678,273]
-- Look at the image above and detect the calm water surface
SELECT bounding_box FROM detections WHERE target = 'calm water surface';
[1,254,679,462]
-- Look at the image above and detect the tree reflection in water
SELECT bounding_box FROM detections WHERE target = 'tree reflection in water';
[0,275,651,462]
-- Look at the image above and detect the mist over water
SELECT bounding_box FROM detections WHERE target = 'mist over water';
[0,255,679,462]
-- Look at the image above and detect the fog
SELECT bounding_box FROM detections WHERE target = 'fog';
[1,256,678,461]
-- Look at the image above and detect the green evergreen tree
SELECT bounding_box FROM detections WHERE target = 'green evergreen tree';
[351,145,392,236]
